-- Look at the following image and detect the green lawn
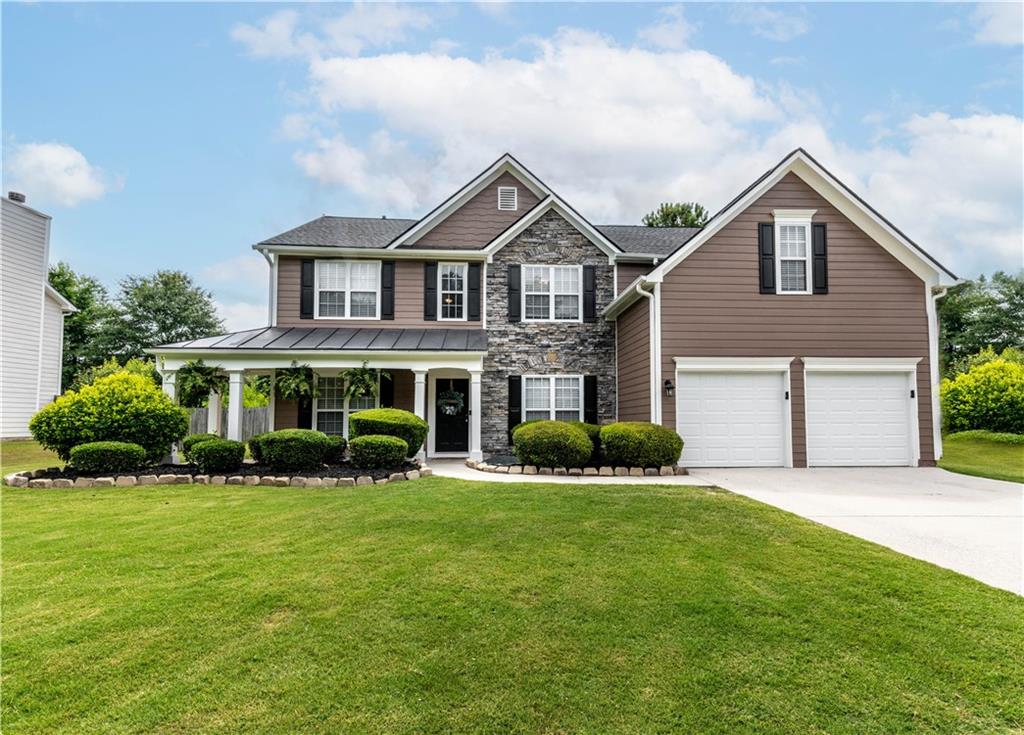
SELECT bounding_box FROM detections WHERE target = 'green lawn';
[3,480,1022,734]
[0,438,60,476]
[939,431,1024,484]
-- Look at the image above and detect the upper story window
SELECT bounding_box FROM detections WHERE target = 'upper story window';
[523,265,581,322]
[439,262,467,321]
[773,210,814,294]
[315,260,381,319]
[497,186,518,211]
[523,375,582,422]
[315,375,378,437]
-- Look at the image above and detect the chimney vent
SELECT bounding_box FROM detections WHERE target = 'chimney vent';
[8,191,26,203]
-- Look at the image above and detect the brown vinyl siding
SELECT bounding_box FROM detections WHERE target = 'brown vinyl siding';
[659,172,934,466]
[276,256,478,328]
[273,370,414,431]
[274,396,298,430]
[616,297,651,421]
[410,172,541,249]
[615,262,654,295]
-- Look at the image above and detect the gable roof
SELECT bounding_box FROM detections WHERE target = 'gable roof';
[259,216,416,249]
[597,225,702,257]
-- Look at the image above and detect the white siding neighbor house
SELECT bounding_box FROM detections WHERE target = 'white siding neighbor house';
[1,193,76,438]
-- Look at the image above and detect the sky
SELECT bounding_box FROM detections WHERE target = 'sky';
[3,1,1023,332]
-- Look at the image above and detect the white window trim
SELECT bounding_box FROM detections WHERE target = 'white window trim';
[313,259,382,320]
[497,186,518,211]
[521,264,584,323]
[437,261,469,322]
[313,372,381,438]
[773,209,815,295]
[521,374,584,422]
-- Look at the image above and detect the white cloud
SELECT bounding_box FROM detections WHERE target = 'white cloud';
[201,254,270,331]
[729,5,810,42]
[201,254,269,285]
[230,10,315,59]
[213,300,269,332]
[972,3,1024,45]
[4,142,118,207]
[637,5,696,51]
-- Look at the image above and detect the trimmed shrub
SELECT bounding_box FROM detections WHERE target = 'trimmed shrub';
[941,359,1024,434]
[248,432,268,463]
[946,429,1024,445]
[191,439,245,474]
[600,422,683,468]
[513,420,592,468]
[511,419,544,438]
[349,434,408,469]
[325,435,348,464]
[29,373,188,462]
[350,408,428,456]
[182,433,219,462]
[568,421,602,462]
[69,441,147,474]
[259,429,332,471]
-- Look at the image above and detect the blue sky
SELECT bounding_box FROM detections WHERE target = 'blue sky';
[4,2,1022,330]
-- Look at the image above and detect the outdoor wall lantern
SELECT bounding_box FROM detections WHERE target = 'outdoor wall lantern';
[663,379,675,397]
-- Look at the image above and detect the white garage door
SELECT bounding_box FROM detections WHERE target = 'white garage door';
[677,371,787,467]
[805,372,913,466]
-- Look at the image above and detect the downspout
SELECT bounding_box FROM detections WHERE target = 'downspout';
[634,282,660,424]
[929,285,948,461]
[258,248,276,327]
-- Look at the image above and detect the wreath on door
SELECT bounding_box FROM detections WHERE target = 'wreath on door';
[437,389,465,416]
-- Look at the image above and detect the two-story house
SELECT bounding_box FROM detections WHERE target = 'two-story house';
[150,150,956,467]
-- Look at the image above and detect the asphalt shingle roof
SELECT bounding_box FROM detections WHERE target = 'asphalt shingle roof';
[259,216,417,248]
[596,225,702,257]
[158,326,488,352]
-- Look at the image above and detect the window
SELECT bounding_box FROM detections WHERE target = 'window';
[773,211,813,294]
[314,375,379,437]
[438,262,467,321]
[497,186,518,211]
[523,265,581,321]
[315,260,381,318]
[523,375,582,422]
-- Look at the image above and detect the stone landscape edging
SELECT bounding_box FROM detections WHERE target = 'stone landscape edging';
[465,459,687,477]
[4,466,432,489]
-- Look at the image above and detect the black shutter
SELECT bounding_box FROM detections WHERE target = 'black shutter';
[297,396,313,429]
[300,259,315,319]
[380,261,395,319]
[812,223,828,295]
[424,262,437,321]
[582,265,597,322]
[379,373,394,408]
[583,376,598,425]
[507,375,522,442]
[508,265,521,323]
[758,223,775,294]
[467,263,482,321]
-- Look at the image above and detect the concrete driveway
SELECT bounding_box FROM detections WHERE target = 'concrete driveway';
[688,467,1023,595]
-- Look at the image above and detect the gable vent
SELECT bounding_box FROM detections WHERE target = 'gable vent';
[497,186,518,211]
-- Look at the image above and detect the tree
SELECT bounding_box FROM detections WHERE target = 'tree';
[48,262,119,389]
[642,202,710,228]
[938,271,1024,376]
[106,271,223,360]
[72,356,160,391]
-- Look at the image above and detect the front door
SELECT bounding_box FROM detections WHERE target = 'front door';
[434,378,469,453]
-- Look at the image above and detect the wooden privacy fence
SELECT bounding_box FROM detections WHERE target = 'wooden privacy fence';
[188,407,269,441]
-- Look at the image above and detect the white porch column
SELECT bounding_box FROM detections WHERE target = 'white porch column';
[206,391,222,436]
[267,370,276,431]
[161,371,179,462]
[227,371,245,441]
[413,370,427,461]
[469,369,483,462]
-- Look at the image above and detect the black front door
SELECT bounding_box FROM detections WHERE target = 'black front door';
[434,378,469,453]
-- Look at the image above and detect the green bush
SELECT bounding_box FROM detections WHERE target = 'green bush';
[600,422,683,468]
[349,434,408,469]
[568,421,602,462]
[248,433,268,463]
[182,433,219,462]
[941,359,1024,434]
[946,430,1024,445]
[191,439,245,474]
[29,373,189,462]
[511,419,543,438]
[69,441,147,474]
[513,420,592,468]
[325,435,347,464]
[258,429,331,471]
[350,408,428,456]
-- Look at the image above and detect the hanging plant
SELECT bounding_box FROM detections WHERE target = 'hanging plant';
[339,362,389,403]
[176,360,227,408]
[437,388,465,416]
[275,362,317,401]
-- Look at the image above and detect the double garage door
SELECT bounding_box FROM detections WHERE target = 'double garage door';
[677,365,916,467]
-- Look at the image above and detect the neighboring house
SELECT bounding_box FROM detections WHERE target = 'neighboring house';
[150,150,956,467]
[1,193,76,439]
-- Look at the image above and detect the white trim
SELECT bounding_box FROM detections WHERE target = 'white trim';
[427,368,472,458]
[674,356,796,371]
[651,282,663,425]
[521,263,583,323]
[482,197,621,260]
[927,287,945,460]
[521,374,584,423]
[497,186,518,211]
[255,244,490,261]
[772,209,817,219]
[437,261,469,322]
[269,252,278,327]
[312,372,380,438]
[313,259,382,320]
[154,352,486,373]
[44,284,77,313]
[802,357,921,372]
[773,213,813,295]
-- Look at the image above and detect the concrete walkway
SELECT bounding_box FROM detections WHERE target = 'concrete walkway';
[429,460,714,485]
[689,467,1023,595]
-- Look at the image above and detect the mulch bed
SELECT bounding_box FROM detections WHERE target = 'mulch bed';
[31,461,420,482]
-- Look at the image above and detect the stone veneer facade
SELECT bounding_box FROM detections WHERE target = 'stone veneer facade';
[481,209,616,454]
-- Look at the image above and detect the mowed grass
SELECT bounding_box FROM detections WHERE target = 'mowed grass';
[3,479,1022,734]
[939,431,1024,484]
[0,439,61,476]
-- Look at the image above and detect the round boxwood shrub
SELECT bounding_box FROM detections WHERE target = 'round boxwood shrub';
[182,433,219,462]
[349,408,428,456]
[941,359,1024,434]
[513,420,592,468]
[248,432,268,463]
[191,438,246,474]
[600,422,683,468]
[258,429,331,471]
[69,441,147,474]
[29,372,189,462]
[325,435,347,464]
[568,421,601,462]
[349,434,408,469]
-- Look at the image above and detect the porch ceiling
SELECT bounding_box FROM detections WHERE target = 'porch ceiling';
[154,326,488,352]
